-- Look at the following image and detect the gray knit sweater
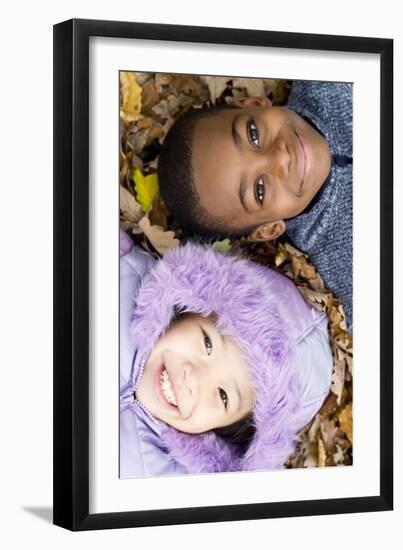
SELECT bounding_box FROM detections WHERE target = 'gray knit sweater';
[285,80,353,332]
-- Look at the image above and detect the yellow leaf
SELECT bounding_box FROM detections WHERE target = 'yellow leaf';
[132,168,159,213]
[211,239,232,254]
[120,72,142,122]
[274,243,288,267]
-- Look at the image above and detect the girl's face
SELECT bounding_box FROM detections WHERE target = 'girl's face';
[135,313,254,434]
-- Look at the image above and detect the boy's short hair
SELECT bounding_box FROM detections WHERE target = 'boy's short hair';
[158,103,260,240]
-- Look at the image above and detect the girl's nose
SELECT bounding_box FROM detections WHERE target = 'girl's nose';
[183,362,199,399]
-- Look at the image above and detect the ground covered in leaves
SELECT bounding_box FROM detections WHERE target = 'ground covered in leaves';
[119,71,353,469]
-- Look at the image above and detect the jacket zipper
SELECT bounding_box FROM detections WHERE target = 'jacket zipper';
[131,354,160,425]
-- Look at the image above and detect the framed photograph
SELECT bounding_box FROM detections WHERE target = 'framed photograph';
[53,18,393,531]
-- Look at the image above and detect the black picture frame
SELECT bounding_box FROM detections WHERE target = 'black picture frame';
[53,18,393,531]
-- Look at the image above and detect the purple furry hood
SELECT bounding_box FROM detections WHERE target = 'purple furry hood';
[131,243,331,474]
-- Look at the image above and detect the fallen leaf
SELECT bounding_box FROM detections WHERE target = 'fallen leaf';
[318,392,338,416]
[284,242,305,257]
[332,443,345,465]
[120,151,128,179]
[133,72,153,86]
[200,76,231,104]
[291,254,318,279]
[120,72,142,123]
[132,168,159,213]
[308,414,321,442]
[308,272,326,292]
[141,78,159,114]
[317,435,327,467]
[154,73,174,96]
[297,286,329,313]
[138,216,180,255]
[331,352,346,405]
[232,77,266,98]
[120,185,143,225]
[211,239,232,254]
[320,417,340,454]
[126,125,150,155]
[149,193,169,229]
[274,243,288,267]
[338,403,353,443]
[302,441,318,468]
[152,94,182,122]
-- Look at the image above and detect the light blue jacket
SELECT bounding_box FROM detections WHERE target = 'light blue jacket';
[119,229,187,478]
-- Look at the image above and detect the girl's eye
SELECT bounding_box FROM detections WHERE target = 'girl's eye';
[203,331,213,356]
[219,388,228,409]
[247,118,260,148]
[255,176,265,206]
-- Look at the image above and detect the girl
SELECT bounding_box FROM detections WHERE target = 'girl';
[120,229,333,477]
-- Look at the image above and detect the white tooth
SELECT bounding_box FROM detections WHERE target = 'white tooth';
[160,368,178,406]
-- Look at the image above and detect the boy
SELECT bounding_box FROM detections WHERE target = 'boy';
[157,80,353,331]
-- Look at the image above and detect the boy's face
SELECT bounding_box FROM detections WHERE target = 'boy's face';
[191,97,331,240]
[136,313,254,434]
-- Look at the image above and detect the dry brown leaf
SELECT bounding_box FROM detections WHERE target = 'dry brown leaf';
[120,186,143,226]
[297,286,329,312]
[141,78,159,114]
[152,94,185,122]
[149,193,169,229]
[232,77,266,98]
[263,79,278,97]
[200,76,231,103]
[154,73,174,95]
[120,151,128,179]
[138,216,179,255]
[291,254,317,280]
[318,392,338,416]
[284,242,305,257]
[302,441,317,468]
[317,435,327,467]
[133,72,153,86]
[338,403,353,443]
[308,414,321,442]
[320,418,340,454]
[272,80,291,104]
[331,352,346,405]
[126,125,150,155]
[333,443,345,465]
[308,272,326,292]
[172,76,209,99]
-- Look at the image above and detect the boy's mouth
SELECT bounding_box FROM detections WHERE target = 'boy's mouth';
[157,365,178,408]
[295,130,311,192]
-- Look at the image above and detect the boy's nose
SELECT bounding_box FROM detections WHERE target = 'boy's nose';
[264,138,290,182]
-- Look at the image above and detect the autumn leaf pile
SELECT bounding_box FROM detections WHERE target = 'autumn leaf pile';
[120,71,353,469]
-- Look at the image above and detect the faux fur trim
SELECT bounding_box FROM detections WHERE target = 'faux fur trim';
[131,243,324,473]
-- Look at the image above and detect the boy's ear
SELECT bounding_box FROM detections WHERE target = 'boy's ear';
[227,96,272,109]
[248,220,286,242]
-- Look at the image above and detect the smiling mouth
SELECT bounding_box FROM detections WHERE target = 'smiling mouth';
[294,131,306,192]
[160,367,178,407]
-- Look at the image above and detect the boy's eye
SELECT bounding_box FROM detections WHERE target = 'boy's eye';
[247,118,260,148]
[219,388,228,409]
[203,330,213,356]
[255,176,265,206]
